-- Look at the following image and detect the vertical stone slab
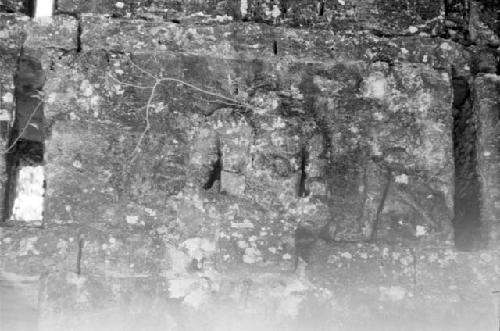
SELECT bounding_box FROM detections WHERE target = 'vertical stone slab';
[0,55,15,221]
[0,14,25,221]
[475,74,500,246]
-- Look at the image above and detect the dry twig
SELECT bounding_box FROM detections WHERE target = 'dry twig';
[109,65,256,169]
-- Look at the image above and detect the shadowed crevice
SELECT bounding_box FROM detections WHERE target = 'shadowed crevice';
[451,75,483,251]
[203,139,222,191]
[297,147,309,198]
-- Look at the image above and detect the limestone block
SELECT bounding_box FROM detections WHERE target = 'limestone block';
[415,247,499,331]
[45,28,456,265]
[0,225,78,276]
[312,62,454,243]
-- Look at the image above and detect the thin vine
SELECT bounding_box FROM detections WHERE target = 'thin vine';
[6,92,44,153]
[108,57,257,171]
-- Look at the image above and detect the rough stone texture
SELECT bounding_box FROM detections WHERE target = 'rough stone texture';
[0,14,24,223]
[0,225,78,275]
[307,241,500,331]
[0,1,27,14]
[469,0,500,47]
[23,16,78,52]
[39,20,455,264]
[57,0,444,34]
[79,17,464,69]
[38,270,330,331]
[475,74,500,245]
[0,3,499,331]
[309,61,454,243]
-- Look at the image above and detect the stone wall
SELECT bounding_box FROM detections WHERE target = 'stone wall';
[0,1,499,330]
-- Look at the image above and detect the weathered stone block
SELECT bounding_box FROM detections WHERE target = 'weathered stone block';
[307,62,454,243]
[45,121,188,225]
[307,241,500,331]
[23,16,78,51]
[415,247,499,331]
[38,270,328,331]
[44,24,457,274]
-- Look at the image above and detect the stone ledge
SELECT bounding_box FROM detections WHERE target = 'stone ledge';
[78,16,467,72]
[56,0,444,35]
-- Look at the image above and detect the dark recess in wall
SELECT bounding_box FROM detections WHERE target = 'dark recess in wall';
[203,140,222,191]
[25,0,35,17]
[297,147,309,198]
[2,54,45,222]
[451,74,483,251]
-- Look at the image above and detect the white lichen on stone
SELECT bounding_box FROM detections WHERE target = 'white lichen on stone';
[230,219,254,229]
[240,0,248,17]
[72,160,82,169]
[395,174,409,184]
[415,225,427,237]
[271,5,281,18]
[126,215,139,224]
[379,286,406,302]
[363,72,387,99]
[340,252,352,259]
[2,92,13,103]
[11,166,44,223]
